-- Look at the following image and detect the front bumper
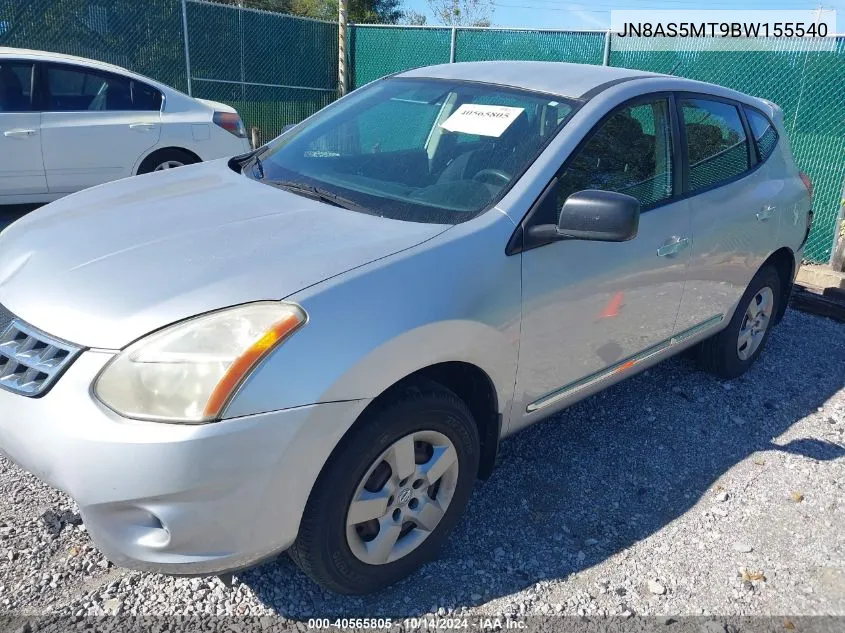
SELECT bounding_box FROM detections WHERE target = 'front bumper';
[0,350,370,575]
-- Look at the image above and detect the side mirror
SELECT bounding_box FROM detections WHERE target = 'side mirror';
[556,189,640,242]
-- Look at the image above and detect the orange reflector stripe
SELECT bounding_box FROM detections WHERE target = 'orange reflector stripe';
[203,312,303,418]
[615,360,637,374]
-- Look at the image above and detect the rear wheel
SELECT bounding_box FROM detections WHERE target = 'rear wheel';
[137,148,199,174]
[289,381,479,594]
[697,265,782,379]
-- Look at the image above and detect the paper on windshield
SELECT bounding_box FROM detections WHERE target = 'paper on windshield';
[440,104,525,138]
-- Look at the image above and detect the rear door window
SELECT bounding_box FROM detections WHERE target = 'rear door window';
[45,64,161,112]
[0,61,35,112]
[680,98,750,192]
[744,107,779,162]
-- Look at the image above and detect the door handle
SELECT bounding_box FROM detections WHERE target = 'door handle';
[129,123,156,131]
[3,129,36,138]
[756,204,775,221]
[657,236,691,257]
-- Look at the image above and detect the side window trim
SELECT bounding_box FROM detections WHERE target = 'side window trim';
[31,62,44,112]
[673,91,757,199]
[508,91,680,255]
[737,103,758,168]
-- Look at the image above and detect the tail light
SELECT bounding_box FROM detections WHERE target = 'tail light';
[799,171,814,199]
[213,111,247,138]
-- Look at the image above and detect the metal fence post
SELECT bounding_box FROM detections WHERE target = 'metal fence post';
[450,27,457,63]
[180,0,193,96]
[239,1,246,100]
[338,0,348,95]
[831,182,845,269]
[602,29,611,66]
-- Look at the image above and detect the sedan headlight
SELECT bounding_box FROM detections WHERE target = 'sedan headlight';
[94,302,306,423]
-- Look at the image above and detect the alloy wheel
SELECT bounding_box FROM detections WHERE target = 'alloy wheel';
[153,160,185,171]
[346,430,459,565]
[737,286,774,361]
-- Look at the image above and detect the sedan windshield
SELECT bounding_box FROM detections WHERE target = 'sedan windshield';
[246,78,576,224]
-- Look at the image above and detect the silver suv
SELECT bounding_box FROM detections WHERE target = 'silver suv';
[0,61,813,594]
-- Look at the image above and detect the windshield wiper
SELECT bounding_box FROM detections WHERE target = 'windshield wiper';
[265,179,368,212]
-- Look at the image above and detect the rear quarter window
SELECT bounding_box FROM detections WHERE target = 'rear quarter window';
[131,81,162,111]
[744,106,779,162]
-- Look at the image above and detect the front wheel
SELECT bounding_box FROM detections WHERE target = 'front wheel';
[289,381,480,594]
[697,265,782,379]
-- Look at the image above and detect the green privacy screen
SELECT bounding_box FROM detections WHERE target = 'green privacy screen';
[184,0,337,139]
[455,29,605,64]
[350,28,605,87]
[611,36,845,263]
[349,26,452,88]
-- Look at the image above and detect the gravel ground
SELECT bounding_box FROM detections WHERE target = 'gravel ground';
[0,307,843,624]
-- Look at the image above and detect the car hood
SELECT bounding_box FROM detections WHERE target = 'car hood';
[0,161,450,349]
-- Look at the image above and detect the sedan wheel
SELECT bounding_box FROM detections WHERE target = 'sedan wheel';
[346,430,459,565]
[153,160,185,171]
[290,380,480,594]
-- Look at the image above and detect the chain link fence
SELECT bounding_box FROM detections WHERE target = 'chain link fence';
[184,0,337,142]
[1,2,842,262]
[0,0,188,91]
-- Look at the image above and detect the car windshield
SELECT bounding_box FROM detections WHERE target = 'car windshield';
[246,78,577,224]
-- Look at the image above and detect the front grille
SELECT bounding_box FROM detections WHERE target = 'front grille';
[0,309,81,397]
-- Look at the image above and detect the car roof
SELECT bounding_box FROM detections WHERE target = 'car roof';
[397,61,663,99]
[397,61,774,114]
[0,47,176,94]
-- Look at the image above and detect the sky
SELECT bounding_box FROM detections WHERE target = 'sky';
[401,0,845,31]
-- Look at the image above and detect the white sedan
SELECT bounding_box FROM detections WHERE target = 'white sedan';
[0,47,252,204]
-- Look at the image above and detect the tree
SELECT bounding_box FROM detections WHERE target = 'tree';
[348,0,404,24]
[218,0,404,24]
[402,10,427,25]
[217,0,296,10]
[426,0,492,26]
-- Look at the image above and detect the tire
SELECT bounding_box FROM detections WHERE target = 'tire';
[137,148,199,175]
[289,380,480,594]
[697,265,782,380]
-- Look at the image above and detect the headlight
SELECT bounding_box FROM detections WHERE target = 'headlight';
[94,302,306,423]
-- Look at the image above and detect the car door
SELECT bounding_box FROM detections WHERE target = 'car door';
[671,95,778,336]
[39,63,162,193]
[511,95,692,431]
[0,59,46,198]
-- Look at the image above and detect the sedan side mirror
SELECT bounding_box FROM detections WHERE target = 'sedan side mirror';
[557,189,640,242]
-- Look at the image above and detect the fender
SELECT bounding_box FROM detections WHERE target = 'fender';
[224,210,523,424]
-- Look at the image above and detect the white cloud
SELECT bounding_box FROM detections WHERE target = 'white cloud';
[566,4,610,30]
